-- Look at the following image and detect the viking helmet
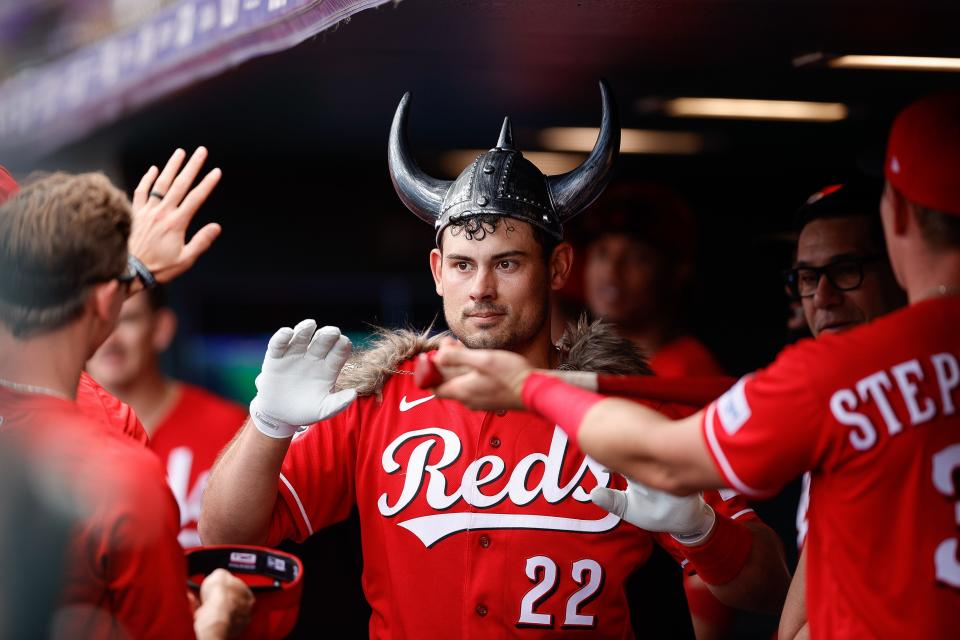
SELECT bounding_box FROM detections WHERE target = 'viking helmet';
[388,80,620,244]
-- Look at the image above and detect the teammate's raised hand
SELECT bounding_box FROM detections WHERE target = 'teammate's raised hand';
[250,319,357,438]
[591,477,716,545]
[127,147,222,291]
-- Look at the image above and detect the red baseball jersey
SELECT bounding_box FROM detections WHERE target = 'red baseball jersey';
[702,296,960,639]
[268,359,756,639]
[650,335,726,379]
[76,371,149,446]
[149,383,247,547]
[0,387,195,639]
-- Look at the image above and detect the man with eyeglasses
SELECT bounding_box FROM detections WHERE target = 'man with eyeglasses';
[779,178,905,639]
[784,179,905,339]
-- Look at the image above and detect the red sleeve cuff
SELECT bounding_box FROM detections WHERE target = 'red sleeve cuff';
[681,512,754,585]
[522,372,604,441]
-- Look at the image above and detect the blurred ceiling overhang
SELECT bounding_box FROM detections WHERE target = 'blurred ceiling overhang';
[1,1,958,165]
[0,0,392,158]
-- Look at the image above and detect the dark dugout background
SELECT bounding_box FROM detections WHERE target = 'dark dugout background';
[10,0,960,637]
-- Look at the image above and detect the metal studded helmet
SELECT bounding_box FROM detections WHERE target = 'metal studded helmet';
[388,80,620,244]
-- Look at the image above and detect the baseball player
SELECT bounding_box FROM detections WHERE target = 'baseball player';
[86,285,247,548]
[0,167,252,638]
[430,92,960,639]
[778,178,905,638]
[578,181,732,638]
[580,182,725,378]
[202,82,790,638]
[1,148,224,450]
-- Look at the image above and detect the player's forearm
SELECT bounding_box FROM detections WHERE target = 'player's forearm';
[516,373,721,493]
[704,521,791,614]
[778,548,807,640]
[200,419,290,545]
[781,623,810,640]
[576,399,721,494]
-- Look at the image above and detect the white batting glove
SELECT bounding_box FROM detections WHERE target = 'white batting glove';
[250,319,357,439]
[591,477,716,546]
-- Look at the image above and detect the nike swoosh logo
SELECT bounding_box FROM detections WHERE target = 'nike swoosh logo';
[399,394,435,412]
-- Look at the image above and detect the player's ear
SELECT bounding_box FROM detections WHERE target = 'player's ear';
[885,184,911,237]
[430,248,444,296]
[151,307,178,353]
[548,242,574,291]
[90,280,123,323]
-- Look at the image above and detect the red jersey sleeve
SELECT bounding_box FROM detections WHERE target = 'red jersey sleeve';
[701,345,829,498]
[265,398,362,545]
[76,372,149,446]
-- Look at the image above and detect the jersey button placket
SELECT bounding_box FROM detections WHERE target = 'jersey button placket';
[487,407,503,449]
[479,534,491,548]
[475,604,488,617]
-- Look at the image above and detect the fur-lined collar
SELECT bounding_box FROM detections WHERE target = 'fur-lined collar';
[336,316,650,400]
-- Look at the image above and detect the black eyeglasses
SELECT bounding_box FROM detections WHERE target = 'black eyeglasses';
[783,254,885,299]
[117,262,138,286]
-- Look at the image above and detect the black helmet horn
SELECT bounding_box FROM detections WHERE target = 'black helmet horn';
[387,92,451,225]
[387,81,620,242]
[547,79,620,223]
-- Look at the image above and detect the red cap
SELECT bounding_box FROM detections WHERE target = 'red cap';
[885,93,960,216]
[186,545,304,640]
[0,166,18,203]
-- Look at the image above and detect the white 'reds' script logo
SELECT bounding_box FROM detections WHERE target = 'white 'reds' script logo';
[377,426,619,547]
[399,394,435,412]
[167,447,206,548]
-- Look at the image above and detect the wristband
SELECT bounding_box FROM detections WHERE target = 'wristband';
[127,254,157,290]
[250,397,299,439]
[678,513,753,585]
[671,502,717,545]
[521,372,604,441]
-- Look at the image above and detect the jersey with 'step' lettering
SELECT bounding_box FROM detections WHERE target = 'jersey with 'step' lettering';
[268,359,757,639]
[702,296,960,639]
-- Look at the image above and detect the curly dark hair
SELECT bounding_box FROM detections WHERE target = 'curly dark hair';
[442,214,559,261]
